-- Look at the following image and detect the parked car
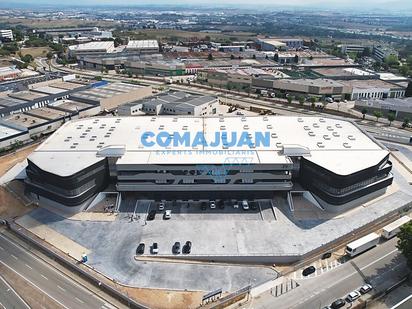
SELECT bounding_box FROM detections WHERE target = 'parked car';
[360,284,372,294]
[152,242,159,254]
[183,241,192,254]
[321,252,332,259]
[242,200,249,210]
[347,290,361,302]
[201,202,207,210]
[233,200,239,208]
[136,243,145,254]
[147,210,156,221]
[173,242,181,254]
[330,299,345,309]
[210,200,216,209]
[158,201,165,210]
[302,265,316,276]
[164,209,172,220]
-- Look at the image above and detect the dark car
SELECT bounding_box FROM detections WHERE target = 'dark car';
[147,210,156,221]
[302,265,316,276]
[173,241,181,254]
[321,252,332,259]
[250,201,258,210]
[331,299,345,309]
[136,243,145,254]
[201,202,207,210]
[183,241,192,254]
[217,200,225,209]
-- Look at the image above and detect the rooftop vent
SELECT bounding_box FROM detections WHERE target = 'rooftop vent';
[343,142,352,148]
[332,132,340,137]
[243,125,249,130]
[323,135,331,140]
[308,131,315,137]
[335,123,342,128]
[348,135,356,141]
[263,116,268,121]
[317,142,325,148]
[313,123,319,128]
[327,126,333,131]
[276,142,283,148]
[271,133,278,138]
[297,118,304,122]
[319,118,325,123]
[304,125,310,131]
[220,125,226,130]
[267,124,273,129]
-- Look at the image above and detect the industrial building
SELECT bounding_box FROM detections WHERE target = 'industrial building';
[70,82,152,111]
[256,38,304,51]
[125,40,160,53]
[338,79,405,100]
[0,66,22,81]
[68,41,116,58]
[338,44,368,54]
[118,91,219,116]
[25,116,392,209]
[354,97,412,121]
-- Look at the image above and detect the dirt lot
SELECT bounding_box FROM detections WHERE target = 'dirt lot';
[20,47,51,58]
[0,143,38,177]
[121,286,203,309]
[118,29,256,43]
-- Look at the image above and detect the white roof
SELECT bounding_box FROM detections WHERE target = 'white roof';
[69,41,114,52]
[126,40,159,50]
[28,116,388,177]
[383,216,411,232]
[347,232,380,249]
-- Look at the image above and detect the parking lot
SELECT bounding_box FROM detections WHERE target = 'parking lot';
[118,197,278,222]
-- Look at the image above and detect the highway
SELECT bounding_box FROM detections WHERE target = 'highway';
[0,275,30,309]
[0,233,116,309]
[243,237,408,309]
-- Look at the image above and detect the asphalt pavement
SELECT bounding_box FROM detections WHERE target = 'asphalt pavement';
[0,275,30,309]
[243,237,408,309]
[0,233,116,309]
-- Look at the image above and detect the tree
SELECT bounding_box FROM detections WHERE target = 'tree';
[402,117,411,128]
[387,113,396,126]
[287,96,292,104]
[46,51,53,60]
[384,54,399,67]
[230,54,235,60]
[273,53,279,62]
[405,81,412,97]
[361,108,368,120]
[373,110,383,122]
[20,54,33,63]
[361,47,371,57]
[207,53,213,61]
[294,55,299,63]
[397,221,412,269]
[252,54,256,60]
[298,96,305,105]
[310,97,317,104]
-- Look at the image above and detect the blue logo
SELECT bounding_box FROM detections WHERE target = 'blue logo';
[140,131,271,148]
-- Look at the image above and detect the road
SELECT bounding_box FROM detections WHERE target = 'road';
[0,275,30,309]
[0,232,116,309]
[244,237,408,309]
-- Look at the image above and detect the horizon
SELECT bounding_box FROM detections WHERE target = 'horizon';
[1,0,412,13]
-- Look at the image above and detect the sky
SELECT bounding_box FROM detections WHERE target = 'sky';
[2,0,412,11]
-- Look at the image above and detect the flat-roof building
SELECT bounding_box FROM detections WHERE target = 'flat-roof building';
[118,91,219,116]
[338,79,405,100]
[70,82,153,111]
[68,41,115,58]
[354,97,412,121]
[25,116,392,210]
[125,40,159,53]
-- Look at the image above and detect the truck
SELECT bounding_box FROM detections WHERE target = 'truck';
[381,216,411,239]
[345,232,380,257]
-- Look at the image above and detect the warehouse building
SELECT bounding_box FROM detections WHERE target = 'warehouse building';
[125,40,159,53]
[25,116,392,210]
[118,91,219,116]
[70,82,153,111]
[68,41,116,58]
[338,79,405,100]
[354,97,412,121]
